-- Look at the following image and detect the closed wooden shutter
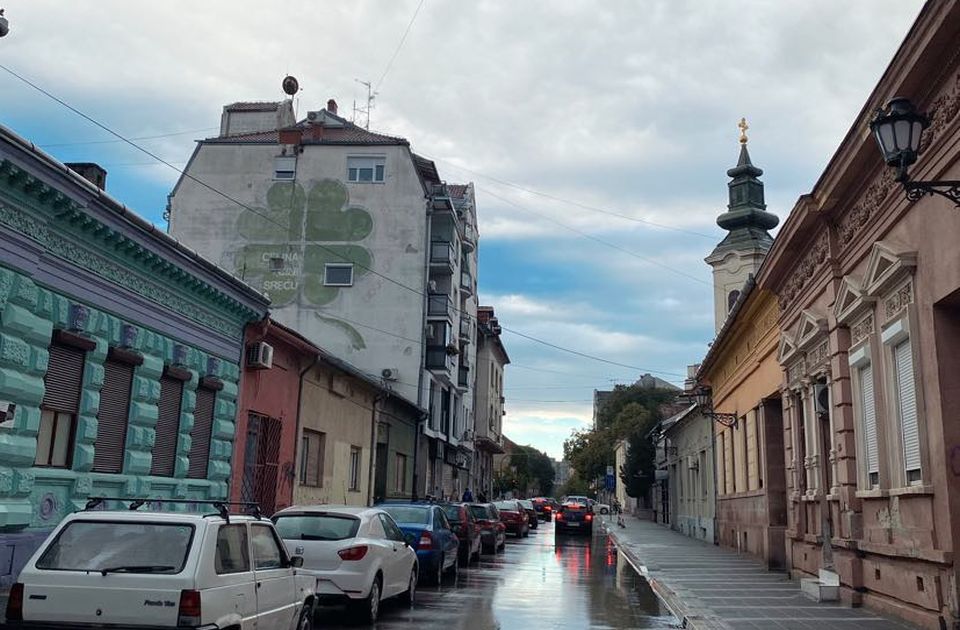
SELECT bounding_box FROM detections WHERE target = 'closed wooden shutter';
[859,364,879,477]
[894,340,921,476]
[188,386,216,479]
[151,375,184,477]
[43,343,85,412]
[93,358,134,473]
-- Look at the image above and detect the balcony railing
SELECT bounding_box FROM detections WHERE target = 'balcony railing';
[459,317,472,340]
[460,270,473,295]
[462,223,477,252]
[426,345,452,371]
[458,365,469,388]
[427,293,453,320]
[430,241,455,272]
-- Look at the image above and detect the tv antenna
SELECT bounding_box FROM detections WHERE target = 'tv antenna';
[352,79,376,130]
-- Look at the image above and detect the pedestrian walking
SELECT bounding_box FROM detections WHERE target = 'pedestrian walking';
[462,487,474,502]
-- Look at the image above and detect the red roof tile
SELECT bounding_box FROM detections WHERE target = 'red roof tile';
[224,101,283,112]
[203,110,408,147]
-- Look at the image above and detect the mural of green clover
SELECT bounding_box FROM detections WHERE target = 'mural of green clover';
[234,179,374,309]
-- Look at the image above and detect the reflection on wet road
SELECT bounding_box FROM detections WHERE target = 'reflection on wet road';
[316,520,678,629]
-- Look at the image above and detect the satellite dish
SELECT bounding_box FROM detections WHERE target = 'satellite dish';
[282,75,299,96]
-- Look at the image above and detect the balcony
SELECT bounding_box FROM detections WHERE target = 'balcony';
[429,241,455,273]
[459,317,472,342]
[458,365,470,388]
[462,223,477,252]
[427,293,454,321]
[426,345,454,372]
[460,270,474,296]
[431,184,454,213]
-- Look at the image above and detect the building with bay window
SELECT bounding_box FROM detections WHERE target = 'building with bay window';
[0,124,269,588]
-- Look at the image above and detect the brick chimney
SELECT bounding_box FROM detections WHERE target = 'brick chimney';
[326,99,338,115]
[66,163,107,189]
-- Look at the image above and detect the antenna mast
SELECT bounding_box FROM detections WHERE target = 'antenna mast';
[353,79,376,130]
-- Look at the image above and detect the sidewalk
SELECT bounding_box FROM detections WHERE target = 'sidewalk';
[605,516,918,630]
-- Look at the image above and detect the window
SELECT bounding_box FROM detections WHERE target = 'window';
[348,446,362,491]
[37,521,194,573]
[299,429,325,487]
[274,156,296,180]
[850,341,880,490]
[37,342,86,468]
[379,514,405,542]
[93,356,135,473]
[151,374,184,477]
[395,453,407,493]
[187,386,217,479]
[250,525,285,570]
[893,339,922,484]
[727,290,740,312]
[323,263,354,287]
[347,156,385,183]
[215,524,250,574]
[273,514,359,541]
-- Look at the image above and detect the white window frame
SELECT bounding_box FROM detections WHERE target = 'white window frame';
[881,314,924,487]
[273,156,296,180]
[347,156,385,183]
[849,340,881,491]
[323,263,354,287]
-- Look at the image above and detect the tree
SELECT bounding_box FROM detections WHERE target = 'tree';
[508,445,556,496]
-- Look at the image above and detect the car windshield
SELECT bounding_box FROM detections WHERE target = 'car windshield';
[441,505,462,522]
[519,500,533,509]
[273,514,360,541]
[36,521,193,573]
[494,501,517,511]
[468,505,489,519]
[381,506,430,524]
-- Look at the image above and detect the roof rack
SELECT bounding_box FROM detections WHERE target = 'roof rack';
[84,497,262,523]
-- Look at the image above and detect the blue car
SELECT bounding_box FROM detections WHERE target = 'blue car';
[378,503,460,585]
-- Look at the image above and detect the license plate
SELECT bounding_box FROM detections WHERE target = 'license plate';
[566,522,579,527]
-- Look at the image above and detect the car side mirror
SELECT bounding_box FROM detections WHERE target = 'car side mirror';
[289,555,304,568]
[404,532,417,547]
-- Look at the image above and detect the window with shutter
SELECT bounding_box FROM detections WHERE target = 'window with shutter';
[893,339,921,483]
[858,363,880,487]
[151,375,184,477]
[93,358,134,473]
[299,429,325,487]
[187,386,217,479]
[36,342,86,468]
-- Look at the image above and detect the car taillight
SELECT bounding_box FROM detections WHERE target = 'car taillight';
[496,522,505,532]
[585,513,593,522]
[177,589,201,627]
[556,511,564,521]
[418,531,434,550]
[6,582,23,621]
[545,506,552,512]
[338,545,369,561]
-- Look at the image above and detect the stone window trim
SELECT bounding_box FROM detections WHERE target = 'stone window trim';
[880,306,928,489]
[848,335,885,494]
[834,274,877,327]
[794,309,829,352]
[862,241,917,299]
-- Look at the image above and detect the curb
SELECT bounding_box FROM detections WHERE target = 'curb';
[604,520,731,630]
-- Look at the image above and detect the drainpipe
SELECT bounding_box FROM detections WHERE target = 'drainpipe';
[708,404,719,545]
[294,354,321,497]
[367,393,384,506]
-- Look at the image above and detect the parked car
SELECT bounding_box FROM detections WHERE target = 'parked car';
[517,499,538,530]
[378,503,459,586]
[468,503,506,553]
[555,498,594,536]
[5,500,317,630]
[493,500,530,538]
[441,503,482,566]
[594,502,611,515]
[273,504,416,624]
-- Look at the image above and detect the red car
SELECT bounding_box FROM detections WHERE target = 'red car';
[531,497,556,521]
[493,500,530,538]
[468,503,506,554]
[442,502,483,565]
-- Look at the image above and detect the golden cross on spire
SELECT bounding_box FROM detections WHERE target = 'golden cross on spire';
[738,117,749,145]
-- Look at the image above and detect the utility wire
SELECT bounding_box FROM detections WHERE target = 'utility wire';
[375,0,426,92]
[479,186,711,287]
[419,152,716,240]
[39,127,217,149]
[0,62,689,379]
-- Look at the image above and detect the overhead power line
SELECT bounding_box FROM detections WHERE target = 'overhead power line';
[375,0,426,92]
[0,62,688,379]
[39,127,217,149]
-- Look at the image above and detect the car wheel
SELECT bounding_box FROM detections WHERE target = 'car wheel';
[601,508,609,515]
[399,566,417,606]
[296,604,314,630]
[349,574,381,624]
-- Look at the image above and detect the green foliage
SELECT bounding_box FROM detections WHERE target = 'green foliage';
[563,383,678,500]
[558,473,591,498]
[497,445,555,496]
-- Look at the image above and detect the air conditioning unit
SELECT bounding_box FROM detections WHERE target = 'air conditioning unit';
[814,383,830,417]
[246,342,274,370]
[306,110,319,121]
[381,368,400,381]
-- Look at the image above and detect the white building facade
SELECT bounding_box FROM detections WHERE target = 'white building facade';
[471,306,509,499]
[167,99,479,500]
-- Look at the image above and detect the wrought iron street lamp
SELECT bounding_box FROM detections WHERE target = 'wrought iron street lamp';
[870,97,960,207]
[692,387,738,428]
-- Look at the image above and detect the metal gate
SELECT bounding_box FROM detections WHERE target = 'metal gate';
[241,413,282,515]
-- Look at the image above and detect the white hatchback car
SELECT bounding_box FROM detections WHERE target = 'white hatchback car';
[5,505,316,630]
[272,505,417,624]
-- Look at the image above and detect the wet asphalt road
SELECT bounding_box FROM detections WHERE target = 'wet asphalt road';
[316,519,679,629]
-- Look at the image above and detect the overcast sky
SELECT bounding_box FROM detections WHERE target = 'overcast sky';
[1,1,922,459]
